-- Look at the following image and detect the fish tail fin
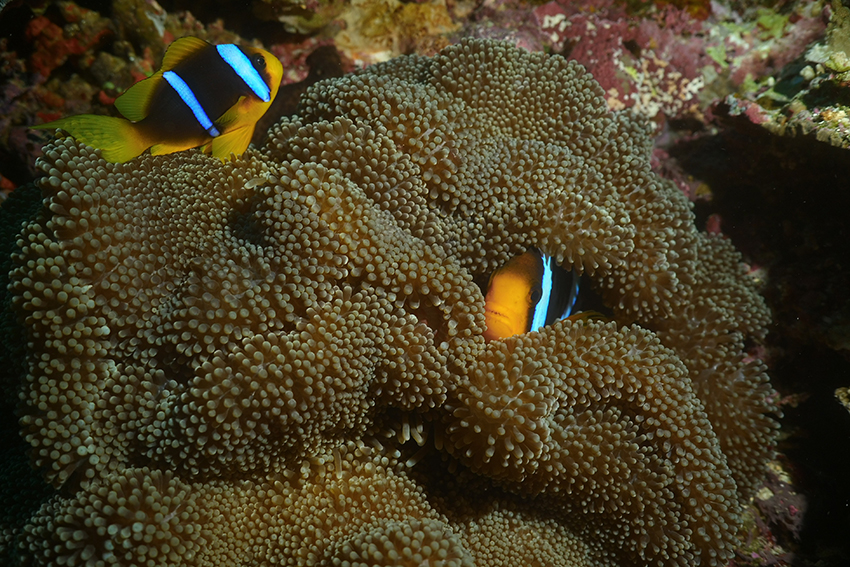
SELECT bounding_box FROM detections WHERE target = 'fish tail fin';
[34,115,151,163]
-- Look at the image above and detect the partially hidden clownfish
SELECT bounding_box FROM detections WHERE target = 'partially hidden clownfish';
[483,248,580,341]
[34,36,283,163]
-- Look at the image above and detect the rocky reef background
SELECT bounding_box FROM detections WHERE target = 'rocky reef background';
[1,0,849,565]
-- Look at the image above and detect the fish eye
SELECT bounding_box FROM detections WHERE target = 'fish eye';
[252,54,266,71]
[530,287,542,304]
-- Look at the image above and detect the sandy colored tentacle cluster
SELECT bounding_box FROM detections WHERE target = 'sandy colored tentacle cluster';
[22,467,206,566]
[443,319,740,565]
[2,39,776,566]
[653,234,776,500]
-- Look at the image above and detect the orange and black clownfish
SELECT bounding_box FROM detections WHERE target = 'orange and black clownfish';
[34,36,283,163]
[483,248,581,342]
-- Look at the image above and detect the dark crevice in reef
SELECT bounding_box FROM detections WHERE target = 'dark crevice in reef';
[0,182,44,416]
[669,115,850,567]
[0,182,57,564]
[229,191,271,248]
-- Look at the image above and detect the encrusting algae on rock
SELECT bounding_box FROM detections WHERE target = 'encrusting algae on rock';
[0,38,777,566]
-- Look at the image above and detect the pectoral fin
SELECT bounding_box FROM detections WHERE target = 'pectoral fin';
[207,124,255,161]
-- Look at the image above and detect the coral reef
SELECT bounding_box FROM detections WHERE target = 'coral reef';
[25,2,112,78]
[528,0,827,124]
[0,39,777,566]
[333,0,458,64]
[723,1,850,150]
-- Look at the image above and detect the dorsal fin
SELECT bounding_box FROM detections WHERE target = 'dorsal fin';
[161,36,210,70]
[114,37,211,123]
[114,70,162,122]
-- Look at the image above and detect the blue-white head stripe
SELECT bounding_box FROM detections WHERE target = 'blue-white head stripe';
[216,44,270,102]
[530,255,554,332]
[163,71,220,137]
[561,274,580,320]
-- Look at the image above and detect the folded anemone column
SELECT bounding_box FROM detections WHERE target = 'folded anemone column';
[3,38,776,567]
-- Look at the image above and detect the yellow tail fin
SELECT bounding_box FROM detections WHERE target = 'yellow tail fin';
[34,115,151,163]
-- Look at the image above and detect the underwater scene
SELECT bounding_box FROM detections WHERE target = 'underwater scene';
[1,0,849,566]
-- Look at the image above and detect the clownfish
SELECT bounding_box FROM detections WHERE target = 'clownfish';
[483,248,580,341]
[34,36,283,163]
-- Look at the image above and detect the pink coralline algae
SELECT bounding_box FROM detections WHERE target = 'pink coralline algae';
[532,0,827,125]
[535,2,706,119]
[25,4,112,78]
